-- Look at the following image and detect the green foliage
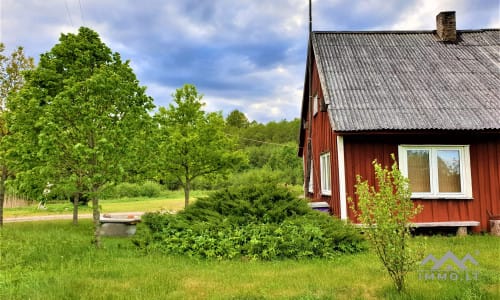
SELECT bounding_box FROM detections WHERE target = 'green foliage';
[228,167,292,189]
[225,117,303,189]
[8,26,154,191]
[0,43,35,108]
[154,84,246,207]
[3,221,498,299]
[226,109,249,129]
[0,43,35,226]
[231,118,300,148]
[135,184,365,260]
[7,27,154,242]
[350,155,423,292]
[100,181,162,199]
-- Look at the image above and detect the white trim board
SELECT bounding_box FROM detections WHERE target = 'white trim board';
[337,136,347,220]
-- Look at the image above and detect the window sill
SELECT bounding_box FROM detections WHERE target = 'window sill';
[321,192,332,196]
[411,197,474,200]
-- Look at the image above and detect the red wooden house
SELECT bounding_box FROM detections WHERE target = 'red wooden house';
[298,12,500,232]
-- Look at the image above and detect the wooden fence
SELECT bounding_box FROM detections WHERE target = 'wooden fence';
[3,193,32,208]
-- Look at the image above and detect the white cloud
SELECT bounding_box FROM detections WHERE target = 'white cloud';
[2,0,498,123]
[390,0,477,30]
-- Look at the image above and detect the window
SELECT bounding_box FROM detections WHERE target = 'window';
[398,145,472,198]
[308,160,314,193]
[313,95,318,116]
[320,152,331,195]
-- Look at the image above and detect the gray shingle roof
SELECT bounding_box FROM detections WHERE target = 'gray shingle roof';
[312,30,500,131]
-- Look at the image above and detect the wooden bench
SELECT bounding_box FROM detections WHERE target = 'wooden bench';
[354,221,479,236]
[413,221,480,236]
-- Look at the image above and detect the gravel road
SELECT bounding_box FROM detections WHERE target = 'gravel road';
[3,212,145,223]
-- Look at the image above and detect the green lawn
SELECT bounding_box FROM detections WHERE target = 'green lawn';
[1,220,498,299]
[3,190,208,218]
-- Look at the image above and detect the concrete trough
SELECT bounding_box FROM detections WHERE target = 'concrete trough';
[99,214,141,237]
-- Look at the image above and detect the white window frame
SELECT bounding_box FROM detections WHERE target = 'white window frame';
[313,95,318,116]
[308,160,314,193]
[398,145,472,199]
[320,152,331,196]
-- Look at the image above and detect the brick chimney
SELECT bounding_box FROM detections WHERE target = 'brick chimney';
[436,11,457,42]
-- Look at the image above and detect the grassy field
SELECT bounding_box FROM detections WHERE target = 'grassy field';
[1,220,499,299]
[3,190,208,218]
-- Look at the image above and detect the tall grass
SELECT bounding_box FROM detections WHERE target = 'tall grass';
[1,220,499,299]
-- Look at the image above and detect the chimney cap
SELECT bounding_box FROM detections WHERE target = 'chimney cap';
[438,11,456,14]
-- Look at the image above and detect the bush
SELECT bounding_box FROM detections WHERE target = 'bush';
[193,166,303,191]
[134,184,366,260]
[137,181,162,198]
[101,181,162,199]
[351,157,423,292]
[192,167,283,190]
[226,167,286,188]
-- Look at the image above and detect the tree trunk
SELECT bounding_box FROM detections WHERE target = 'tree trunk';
[184,179,190,208]
[91,193,101,248]
[72,192,79,225]
[0,165,6,227]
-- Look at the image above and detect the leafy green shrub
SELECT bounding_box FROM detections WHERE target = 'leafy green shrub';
[100,181,162,199]
[120,182,143,198]
[137,181,162,198]
[193,168,289,190]
[226,167,285,187]
[351,157,423,292]
[134,184,366,260]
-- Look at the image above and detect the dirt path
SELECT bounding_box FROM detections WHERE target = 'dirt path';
[3,212,145,223]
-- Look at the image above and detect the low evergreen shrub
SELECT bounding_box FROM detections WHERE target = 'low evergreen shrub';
[134,184,366,260]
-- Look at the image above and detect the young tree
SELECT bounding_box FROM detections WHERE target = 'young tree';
[155,84,245,208]
[350,155,423,292]
[226,109,249,129]
[8,27,154,245]
[0,44,34,226]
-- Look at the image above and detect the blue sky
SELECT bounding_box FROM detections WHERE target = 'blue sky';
[1,0,498,123]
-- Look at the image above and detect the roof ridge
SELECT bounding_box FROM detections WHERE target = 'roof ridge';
[312,29,499,34]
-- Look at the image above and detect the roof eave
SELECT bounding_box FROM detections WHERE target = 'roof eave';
[334,128,500,136]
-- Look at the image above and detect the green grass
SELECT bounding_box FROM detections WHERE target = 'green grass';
[1,220,499,299]
[3,190,208,218]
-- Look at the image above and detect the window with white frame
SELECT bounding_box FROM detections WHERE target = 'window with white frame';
[308,160,314,193]
[313,95,318,116]
[320,152,331,195]
[398,145,472,198]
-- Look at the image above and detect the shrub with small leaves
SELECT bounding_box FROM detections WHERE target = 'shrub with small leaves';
[134,183,365,260]
[350,155,423,292]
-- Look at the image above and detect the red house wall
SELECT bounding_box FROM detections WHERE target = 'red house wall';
[302,57,341,216]
[343,134,500,232]
[301,51,499,232]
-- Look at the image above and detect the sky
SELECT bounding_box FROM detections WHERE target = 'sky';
[1,0,499,123]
